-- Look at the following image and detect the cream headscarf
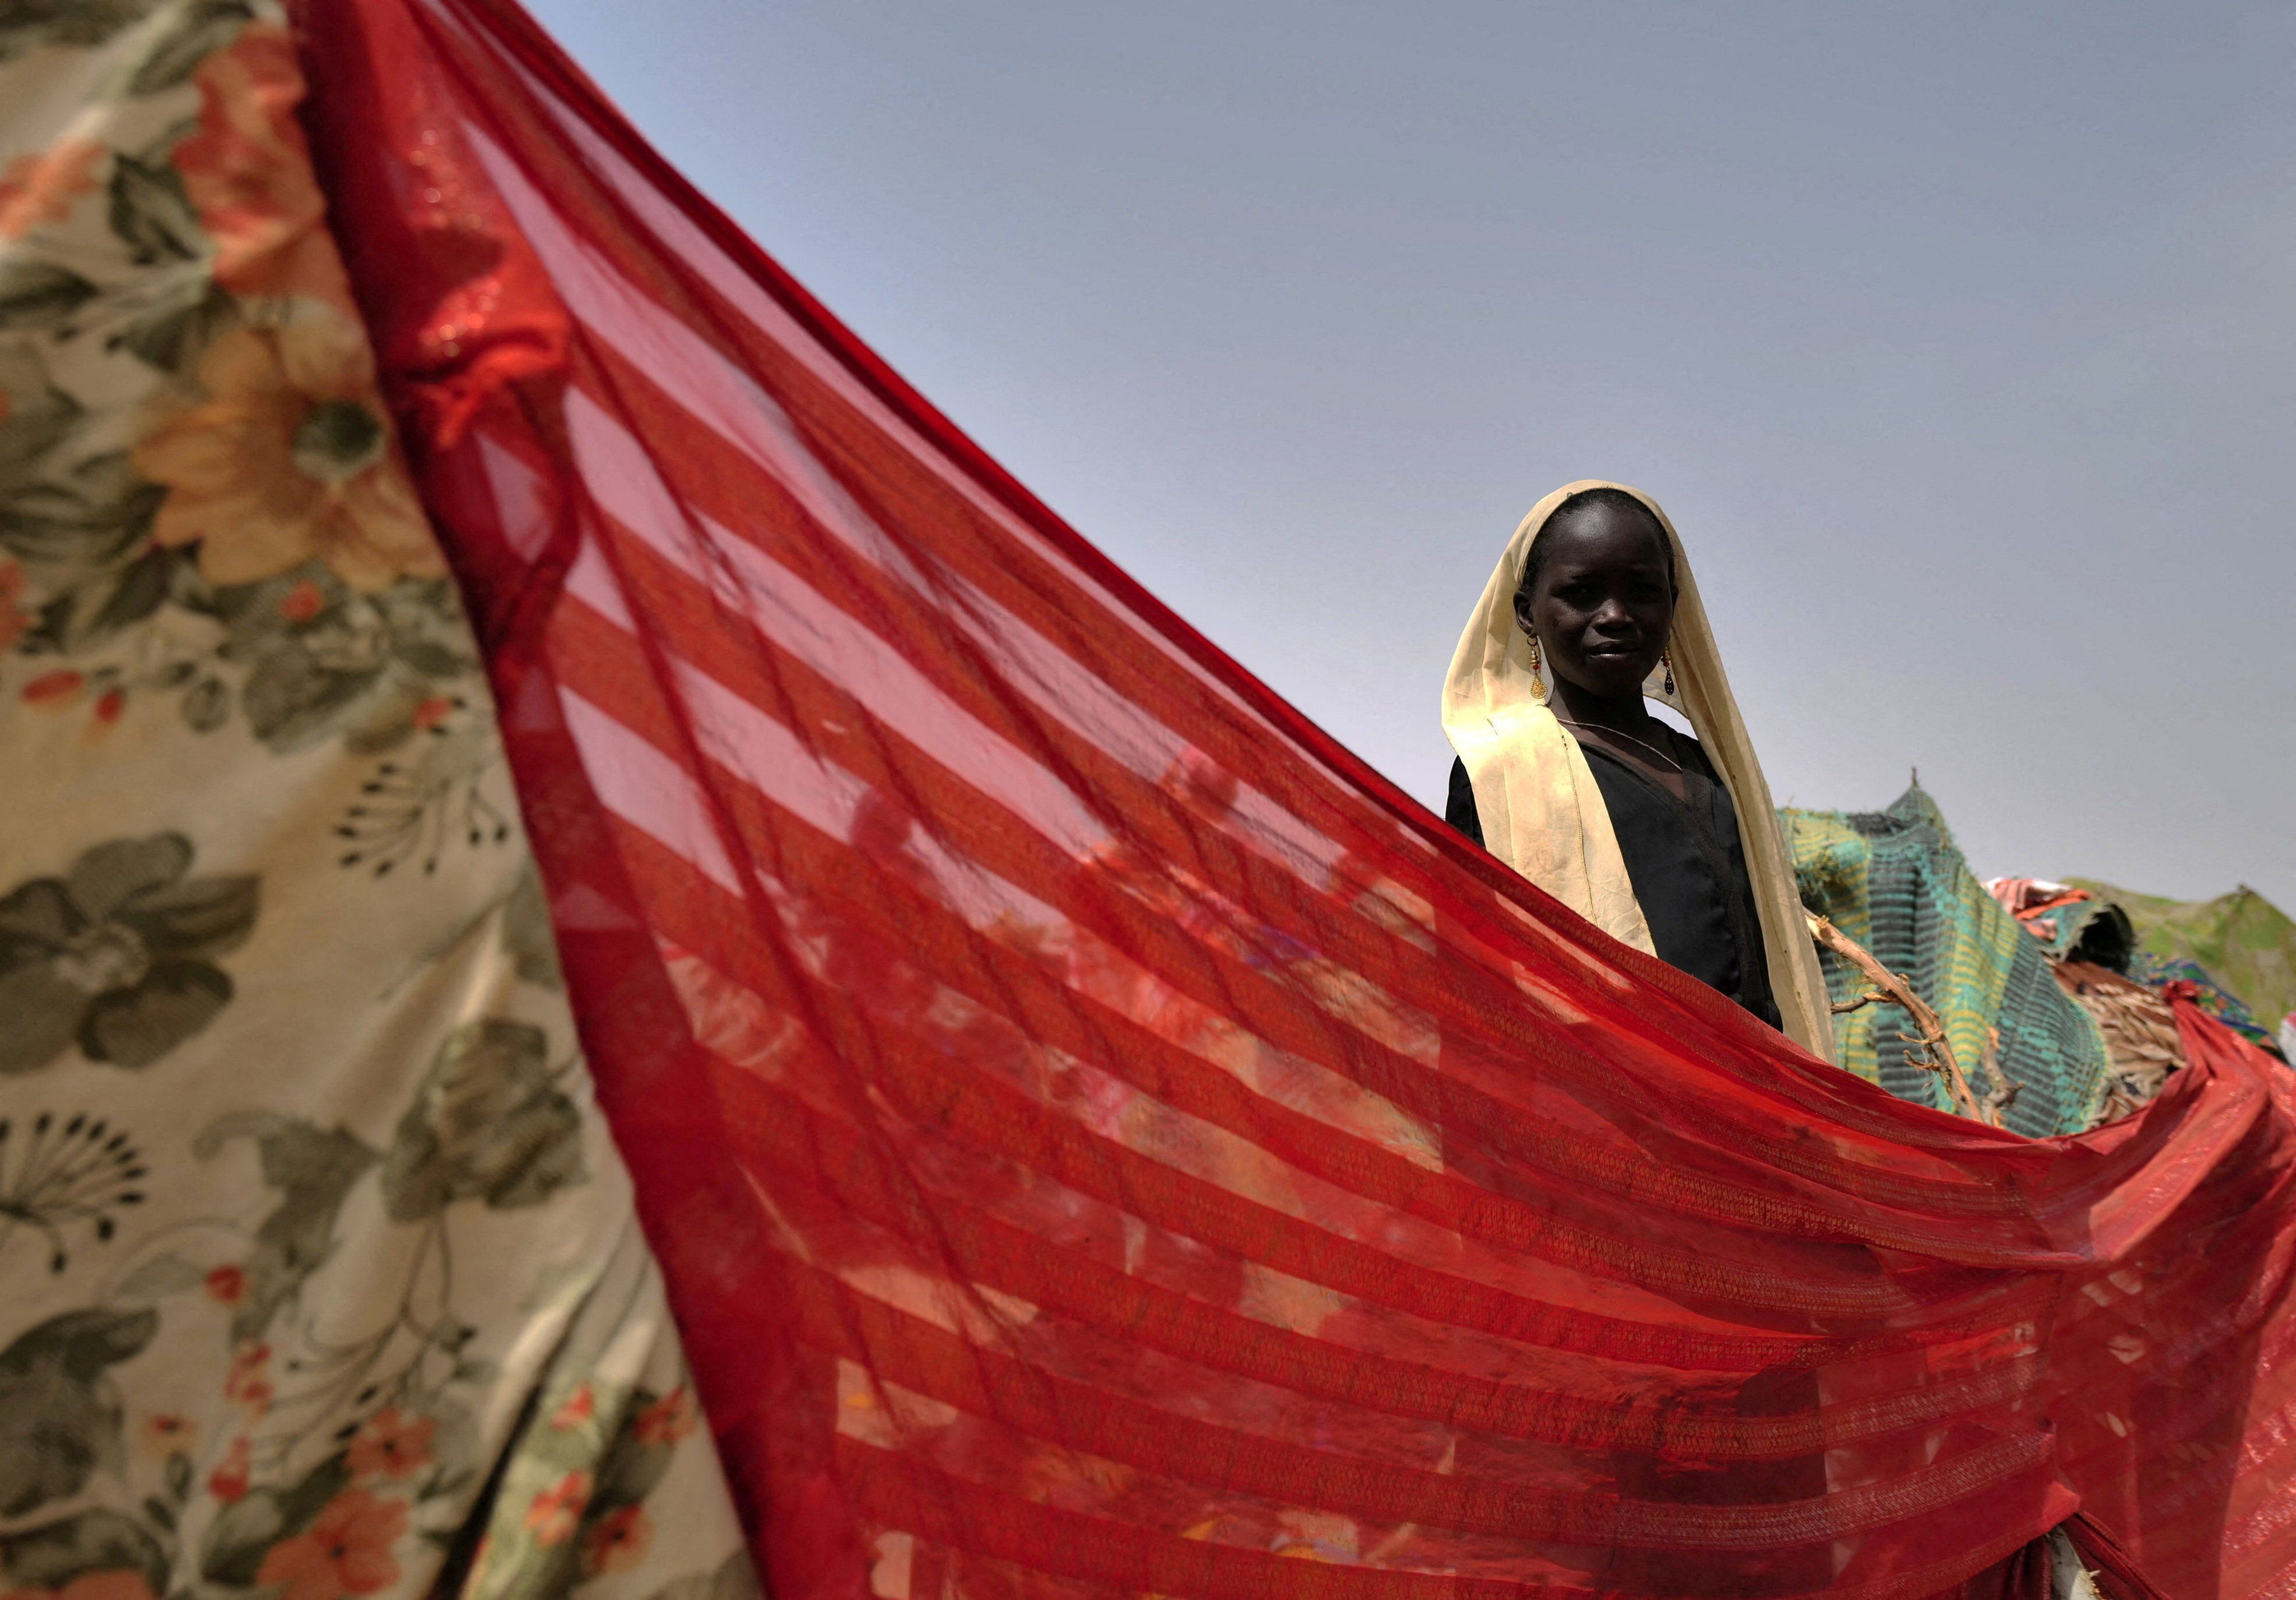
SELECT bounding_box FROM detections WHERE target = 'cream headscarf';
[1441,480,1833,1055]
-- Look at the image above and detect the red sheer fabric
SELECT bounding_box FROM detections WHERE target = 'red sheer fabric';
[290,3,2296,1595]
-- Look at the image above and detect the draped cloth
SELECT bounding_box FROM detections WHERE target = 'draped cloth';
[1441,483,1833,1055]
[286,3,2296,1597]
[0,14,750,1600]
[1793,791,2112,1135]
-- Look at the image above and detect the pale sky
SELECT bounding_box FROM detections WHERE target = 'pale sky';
[526,1,2296,910]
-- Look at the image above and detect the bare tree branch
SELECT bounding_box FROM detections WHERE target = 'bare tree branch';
[1805,912,1998,1128]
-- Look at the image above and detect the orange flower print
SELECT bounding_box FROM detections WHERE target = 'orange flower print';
[137,1412,196,1458]
[3,1571,159,1600]
[210,1435,253,1502]
[0,560,29,652]
[631,1386,697,1447]
[0,135,102,240]
[278,579,325,622]
[170,24,351,306]
[223,1342,274,1418]
[548,1384,594,1431]
[132,304,443,591]
[347,1407,434,1481]
[581,1505,653,1575]
[522,1471,592,1547]
[255,1490,408,1600]
[20,670,83,708]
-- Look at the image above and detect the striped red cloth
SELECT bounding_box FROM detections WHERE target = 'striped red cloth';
[290,3,2296,1595]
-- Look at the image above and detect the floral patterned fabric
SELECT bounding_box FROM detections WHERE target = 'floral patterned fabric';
[0,11,750,1600]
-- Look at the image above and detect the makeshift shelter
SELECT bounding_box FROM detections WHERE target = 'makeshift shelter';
[1986,880,2136,971]
[1785,790,2112,1136]
[1985,879,2289,1058]
[2069,881,2296,1050]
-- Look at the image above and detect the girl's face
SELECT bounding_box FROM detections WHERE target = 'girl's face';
[1513,501,1676,703]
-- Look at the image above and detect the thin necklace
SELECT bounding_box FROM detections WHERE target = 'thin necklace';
[1551,716,1685,774]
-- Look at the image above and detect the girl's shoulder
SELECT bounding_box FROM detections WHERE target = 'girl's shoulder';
[1661,723,1722,780]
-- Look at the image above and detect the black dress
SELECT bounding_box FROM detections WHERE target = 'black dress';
[1446,734,1781,1028]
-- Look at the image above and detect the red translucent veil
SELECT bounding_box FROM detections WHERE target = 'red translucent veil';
[290,3,2296,1595]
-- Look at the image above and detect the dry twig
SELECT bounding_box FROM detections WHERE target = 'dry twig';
[1805,912,1997,1127]
[1977,1025,2020,1126]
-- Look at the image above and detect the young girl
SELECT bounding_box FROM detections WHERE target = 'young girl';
[1442,481,1832,1051]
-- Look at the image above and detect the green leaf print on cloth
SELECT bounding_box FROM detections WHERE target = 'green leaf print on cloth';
[0,1506,170,1600]
[0,835,257,1074]
[382,1022,586,1222]
[0,1307,160,1516]
[471,1379,704,1600]
[193,1113,378,1345]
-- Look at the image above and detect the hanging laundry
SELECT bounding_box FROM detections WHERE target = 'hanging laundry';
[0,11,750,1600]
[281,1,2296,1593]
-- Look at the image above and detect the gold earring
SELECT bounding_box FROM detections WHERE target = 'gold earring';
[1661,648,1676,696]
[1526,632,1547,703]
